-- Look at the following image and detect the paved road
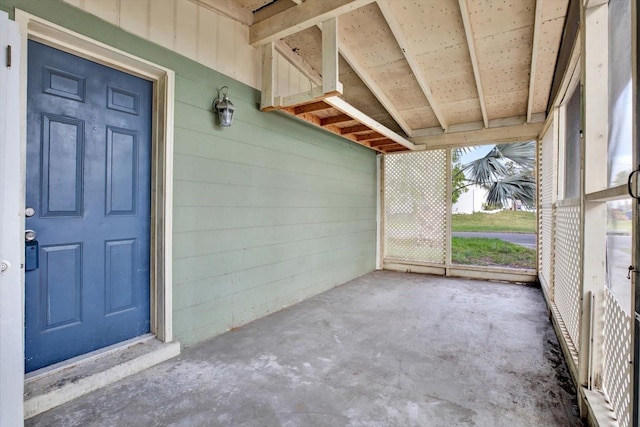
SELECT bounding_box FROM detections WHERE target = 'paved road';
[452,232,537,249]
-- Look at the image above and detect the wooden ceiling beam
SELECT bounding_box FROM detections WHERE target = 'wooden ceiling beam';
[369,138,396,147]
[357,132,385,141]
[383,146,409,153]
[250,0,376,46]
[526,0,543,123]
[376,0,450,132]
[341,124,371,134]
[324,96,418,150]
[458,0,490,128]
[410,122,543,149]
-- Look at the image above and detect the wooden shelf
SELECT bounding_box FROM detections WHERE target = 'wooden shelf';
[270,97,412,154]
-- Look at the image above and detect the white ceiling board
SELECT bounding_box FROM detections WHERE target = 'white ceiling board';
[417,46,479,103]
[339,3,404,69]
[475,26,533,88]
[441,98,484,125]
[389,0,466,54]
[399,106,440,130]
[468,0,534,120]
[485,90,529,118]
[531,0,569,113]
[369,60,431,111]
[466,0,535,40]
[339,3,441,132]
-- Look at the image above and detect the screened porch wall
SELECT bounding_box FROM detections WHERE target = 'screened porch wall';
[538,0,635,422]
[382,150,448,267]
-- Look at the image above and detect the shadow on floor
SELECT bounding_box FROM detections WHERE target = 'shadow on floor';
[27,270,583,427]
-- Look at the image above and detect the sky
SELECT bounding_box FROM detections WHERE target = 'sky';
[458,143,494,164]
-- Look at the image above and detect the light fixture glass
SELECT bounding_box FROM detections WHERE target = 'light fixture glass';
[213,86,236,127]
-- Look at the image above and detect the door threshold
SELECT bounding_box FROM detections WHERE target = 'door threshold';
[24,335,180,419]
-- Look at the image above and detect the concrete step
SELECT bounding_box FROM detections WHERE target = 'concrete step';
[24,335,180,419]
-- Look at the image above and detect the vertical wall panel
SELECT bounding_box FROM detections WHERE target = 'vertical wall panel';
[216,14,236,78]
[197,6,218,71]
[84,0,118,25]
[175,0,198,61]
[149,0,175,51]
[62,0,312,91]
[119,0,148,39]
[276,54,289,97]
[234,22,255,88]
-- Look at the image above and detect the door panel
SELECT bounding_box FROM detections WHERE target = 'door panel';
[25,41,152,372]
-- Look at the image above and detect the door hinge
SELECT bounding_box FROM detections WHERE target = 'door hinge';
[6,45,11,68]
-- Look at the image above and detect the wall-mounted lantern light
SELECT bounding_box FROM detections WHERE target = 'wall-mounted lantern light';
[212,86,236,127]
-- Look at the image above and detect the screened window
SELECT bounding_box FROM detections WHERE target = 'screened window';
[564,86,581,199]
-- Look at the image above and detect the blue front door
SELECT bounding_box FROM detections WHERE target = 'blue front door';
[25,41,152,372]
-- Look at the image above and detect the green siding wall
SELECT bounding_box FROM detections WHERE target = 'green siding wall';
[4,1,377,346]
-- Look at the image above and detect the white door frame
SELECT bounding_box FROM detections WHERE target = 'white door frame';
[12,6,175,381]
[0,10,25,426]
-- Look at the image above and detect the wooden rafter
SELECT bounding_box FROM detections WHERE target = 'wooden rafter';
[294,100,332,115]
[356,132,385,141]
[249,0,376,46]
[341,124,370,134]
[321,114,353,126]
[376,0,449,132]
[458,0,489,128]
[325,96,416,150]
[369,138,396,147]
[526,0,543,123]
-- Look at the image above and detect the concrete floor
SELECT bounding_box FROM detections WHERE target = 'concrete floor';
[27,271,583,427]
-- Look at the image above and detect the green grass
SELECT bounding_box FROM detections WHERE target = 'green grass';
[452,210,536,233]
[607,219,632,234]
[452,237,536,269]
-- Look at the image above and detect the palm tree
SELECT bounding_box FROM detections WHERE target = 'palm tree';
[453,141,536,209]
